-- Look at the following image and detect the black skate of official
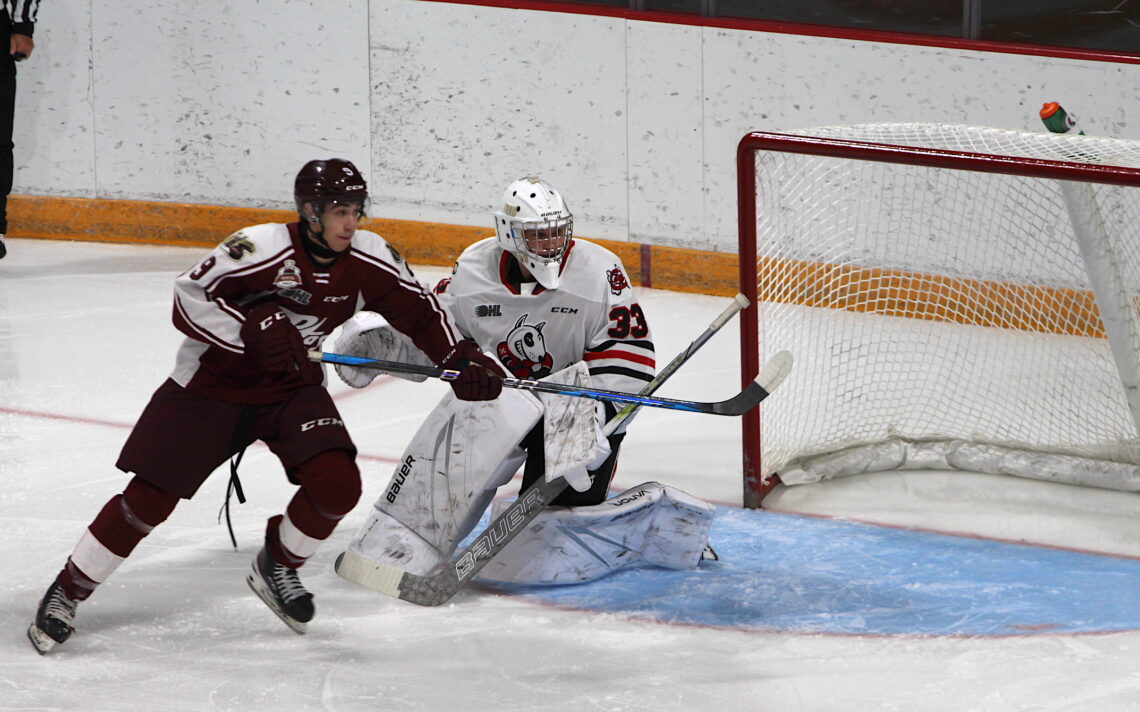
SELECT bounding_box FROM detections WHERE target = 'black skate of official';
[246,545,315,634]
[28,581,79,654]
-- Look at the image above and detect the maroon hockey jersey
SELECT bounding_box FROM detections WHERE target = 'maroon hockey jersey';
[171,222,459,403]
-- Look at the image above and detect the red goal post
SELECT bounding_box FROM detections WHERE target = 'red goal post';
[737,125,1140,508]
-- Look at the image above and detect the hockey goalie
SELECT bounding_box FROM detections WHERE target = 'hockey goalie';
[334,177,718,588]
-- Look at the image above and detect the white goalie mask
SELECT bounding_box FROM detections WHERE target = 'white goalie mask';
[493,177,574,289]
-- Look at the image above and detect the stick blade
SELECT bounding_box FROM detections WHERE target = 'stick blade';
[709,350,793,416]
[334,550,406,598]
[336,549,461,606]
[756,350,793,394]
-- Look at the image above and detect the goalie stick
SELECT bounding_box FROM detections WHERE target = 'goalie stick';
[335,294,794,606]
[310,341,781,416]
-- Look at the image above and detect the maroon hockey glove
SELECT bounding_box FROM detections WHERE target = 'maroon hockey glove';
[442,340,505,401]
[241,304,308,373]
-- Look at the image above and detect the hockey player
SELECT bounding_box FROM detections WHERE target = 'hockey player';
[334,176,717,589]
[27,158,505,653]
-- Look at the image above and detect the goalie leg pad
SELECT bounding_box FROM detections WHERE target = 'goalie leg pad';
[475,481,716,585]
[346,507,451,576]
[347,387,542,572]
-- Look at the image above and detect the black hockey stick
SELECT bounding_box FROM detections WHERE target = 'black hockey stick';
[334,295,793,605]
[311,340,784,416]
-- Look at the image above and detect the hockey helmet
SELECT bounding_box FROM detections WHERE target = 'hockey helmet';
[294,158,369,225]
[494,176,573,289]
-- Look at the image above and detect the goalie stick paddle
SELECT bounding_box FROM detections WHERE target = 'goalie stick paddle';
[335,296,794,606]
[311,341,781,417]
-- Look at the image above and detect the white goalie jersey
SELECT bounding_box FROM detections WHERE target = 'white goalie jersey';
[434,237,656,415]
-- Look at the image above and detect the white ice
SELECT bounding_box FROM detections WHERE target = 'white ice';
[1,238,1137,712]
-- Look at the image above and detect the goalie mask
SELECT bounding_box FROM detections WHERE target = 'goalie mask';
[494,177,574,289]
[294,158,370,229]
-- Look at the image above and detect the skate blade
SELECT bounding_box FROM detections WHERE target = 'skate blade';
[245,573,308,635]
[27,623,57,654]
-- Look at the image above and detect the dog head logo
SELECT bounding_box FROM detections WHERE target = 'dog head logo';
[495,314,554,378]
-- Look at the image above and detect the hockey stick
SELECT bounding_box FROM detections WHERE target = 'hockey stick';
[335,295,793,606]
[311,340,783,416]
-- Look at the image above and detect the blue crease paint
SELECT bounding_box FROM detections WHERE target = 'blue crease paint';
[478,508,1140,636]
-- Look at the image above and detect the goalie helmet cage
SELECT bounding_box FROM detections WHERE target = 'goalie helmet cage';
[736,123,1140,508]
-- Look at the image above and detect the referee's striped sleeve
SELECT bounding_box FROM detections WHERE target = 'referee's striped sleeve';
[9,1,40,26]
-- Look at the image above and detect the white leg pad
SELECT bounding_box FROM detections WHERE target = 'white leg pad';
[347,386,542,573]
[475,482,716,585]
[346,507,450,576]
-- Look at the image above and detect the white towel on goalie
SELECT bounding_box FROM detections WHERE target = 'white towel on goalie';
[345,362,598,576]
[475,482,716,585]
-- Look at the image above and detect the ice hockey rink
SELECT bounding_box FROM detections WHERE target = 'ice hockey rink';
[1,238,1138,711]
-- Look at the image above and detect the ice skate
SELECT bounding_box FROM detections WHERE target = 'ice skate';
[28,581,79,654]
[246,546,314,634]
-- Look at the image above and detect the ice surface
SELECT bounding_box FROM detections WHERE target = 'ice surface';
[1,238,1137,711]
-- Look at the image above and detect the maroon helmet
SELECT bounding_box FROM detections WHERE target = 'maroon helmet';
[294,158,369,222]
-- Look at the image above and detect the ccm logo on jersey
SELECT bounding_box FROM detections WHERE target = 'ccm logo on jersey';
[386,455,416,503]
[550,306,578,314]
[300,417,344,432]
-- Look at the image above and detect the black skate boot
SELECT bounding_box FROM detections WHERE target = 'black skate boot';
[28,581,79,654]
[246,545,315,634]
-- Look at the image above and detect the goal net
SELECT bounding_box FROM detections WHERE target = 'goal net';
[737,123,1140,507]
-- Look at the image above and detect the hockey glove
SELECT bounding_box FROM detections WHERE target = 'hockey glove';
[334,311,432,387]
[242,304,308,373]
[442,340,505,401]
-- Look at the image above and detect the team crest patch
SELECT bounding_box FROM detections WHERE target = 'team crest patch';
[607,265,629,295]
[222,231,255,260]
[274,259,312,305]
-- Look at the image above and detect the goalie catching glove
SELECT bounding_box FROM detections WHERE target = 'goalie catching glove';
[333,311,432,387]
[333,312,505,401]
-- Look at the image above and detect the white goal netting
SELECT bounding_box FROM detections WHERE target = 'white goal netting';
[741,123,1140,495]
